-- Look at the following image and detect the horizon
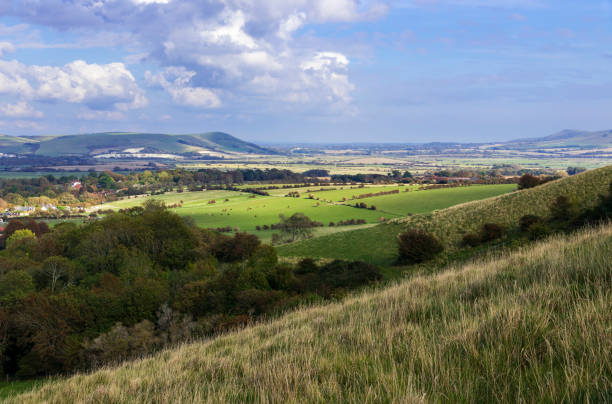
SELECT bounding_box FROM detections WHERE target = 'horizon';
[1,127,608,145]
[1,1,611,142]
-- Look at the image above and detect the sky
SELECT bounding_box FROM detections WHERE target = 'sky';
[0,0,611,143]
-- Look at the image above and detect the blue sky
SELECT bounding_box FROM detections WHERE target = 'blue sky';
[0,0,611,143]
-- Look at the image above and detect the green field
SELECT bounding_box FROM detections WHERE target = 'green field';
[105,184,515,242]
[344,184,516,216]
[279,165,612,264]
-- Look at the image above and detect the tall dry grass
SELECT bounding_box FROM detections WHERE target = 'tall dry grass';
[6,224,612,403]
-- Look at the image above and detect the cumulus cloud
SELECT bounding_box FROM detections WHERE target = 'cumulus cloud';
[0,101,43,118]
[0,60,147,111]
[4,0,379,111]
[300,52,354,102]
[146,67,221,108]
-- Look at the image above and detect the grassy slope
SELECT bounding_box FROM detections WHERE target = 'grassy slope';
[279,166,612,263]
[401,165,612,245]
[8,224,612,403]
[35,133,194,156]
[353,184,516,216]
[185,132,274,154]
[0,132,271,156]
[509,129,612,148]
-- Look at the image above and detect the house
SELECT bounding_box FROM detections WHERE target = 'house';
[71,181,83,191]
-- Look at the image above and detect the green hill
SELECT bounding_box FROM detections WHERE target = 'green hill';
[505,129,612,149]
[0,134,37,154]
[278,165,612,264]
[0,132,275,157]
[7,224,611,403]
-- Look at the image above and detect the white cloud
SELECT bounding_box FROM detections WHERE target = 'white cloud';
[77,109,127,120]
[198,10,258,50]
[5,0,376,113]
[0,101,43,118]
[278,13,306,40]
[301,52,354,102]
[146,67,221,108]
[0,42,16,58]
[0,120,43,130]
[0,60,147,111]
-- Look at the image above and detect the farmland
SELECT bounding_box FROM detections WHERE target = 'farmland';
[103,184,515,241]
[278,165,612,264]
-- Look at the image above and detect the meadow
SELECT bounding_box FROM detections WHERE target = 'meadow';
[279,165,612,263]
[9,223,611,403]
[104,184,514,241]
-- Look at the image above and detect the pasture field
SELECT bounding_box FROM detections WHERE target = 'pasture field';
[104,190,391,241]
[10,224,611,403]
[272,184,416,199]
[104,184,514,242]
[347,184,516,216]
[279,165,612,263]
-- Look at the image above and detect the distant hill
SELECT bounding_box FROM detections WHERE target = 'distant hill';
[0,132,275,158]
[504,129,612,149]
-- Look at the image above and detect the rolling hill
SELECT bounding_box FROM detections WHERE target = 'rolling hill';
[0,132,275,158]
[503,129,612,149]
[6,224,611,403]
[278,165,612,265]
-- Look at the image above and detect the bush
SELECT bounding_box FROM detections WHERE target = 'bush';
[462,233,481,247]
[550,196,576,223]
[213,233,261,262]
[480,223,504,242]
[518,174,541,190]
[519,215,542,232]
[397,229,444,265]
[527,222,551,240]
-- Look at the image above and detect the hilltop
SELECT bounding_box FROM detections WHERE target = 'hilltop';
[0,132,275,158]
[507,129,612,148]
[7,224,611,403]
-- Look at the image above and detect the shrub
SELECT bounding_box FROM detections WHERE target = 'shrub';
[480,223,504,242]
[462,233,481,247]
[519,215,542,232]
[550,196,576,223]
[397,229,444,265]
[213,233,261,262]
[518,174,541,189]
[527,222,551,240]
